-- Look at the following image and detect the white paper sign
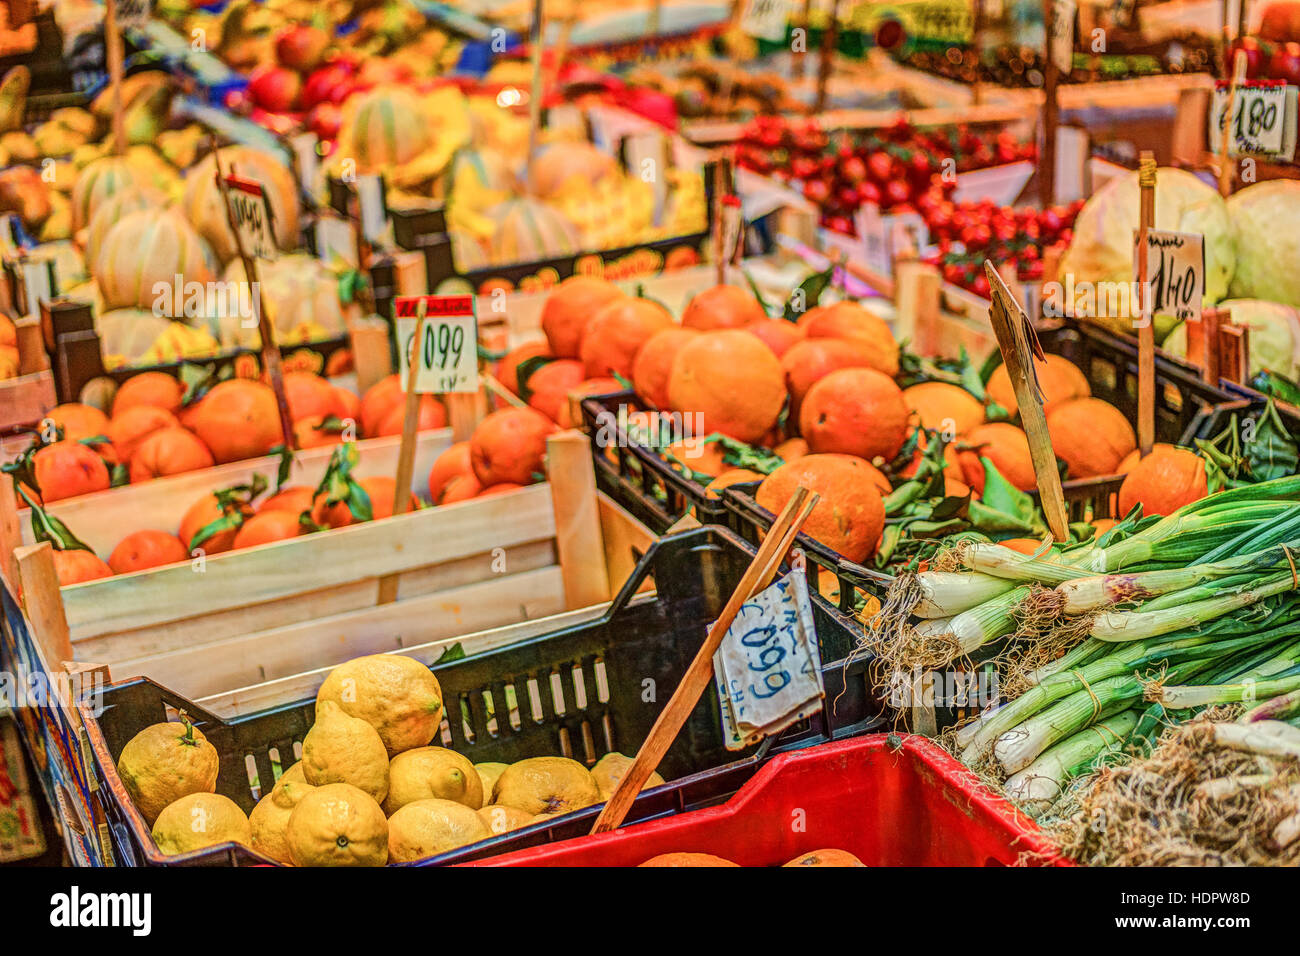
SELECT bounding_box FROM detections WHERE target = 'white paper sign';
[394,295,478,394]
[116,0,154,30]
[19,259,54,319]
[714,570,824,750]
[854,204,930,274]
[356,173,388,243]
[314,216,356,267]
[1210,82,1297,159]
[1050,0,1076,75]
[288,132,320,194]
[739,0,792,42]
[1133,229,1205,324]
[222,175,277,261]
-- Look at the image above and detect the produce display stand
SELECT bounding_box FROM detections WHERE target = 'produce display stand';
[75,527,883,866]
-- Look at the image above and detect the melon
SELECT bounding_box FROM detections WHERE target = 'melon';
[95,208,216,311]
[483,198,580,266]
[97,309,172,365]
[527,141,617,199]
[181,146,300,264]
[450,147,520,195]
[84,185,164,272]
[339,86,436,172]
[1226,180,1300,307]
[70,156,146,232]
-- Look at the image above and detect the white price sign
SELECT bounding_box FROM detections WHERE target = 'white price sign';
[115,0,154,30]
[395,295,478,394]
[854,204,930,275]
[714,569,824,750]
[1210,82,1297,159]
[221,175,277,261]
[1050,0,1076,75]
[356,173,388,243]
[1133,229,1205,324]
[739,0,792,42]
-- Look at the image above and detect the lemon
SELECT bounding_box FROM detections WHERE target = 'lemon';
[384,746,482,814]
[249,762,316,865]
[591,752,664,801]
[477,804,536,835]
[286,783,388,867]
[316,654,444,755]
[151,793,250,856]
[474,762,509,800]
[116,718,220,825]
[302,700,390,803]
[492,757,601,816]
[387,798,490,863]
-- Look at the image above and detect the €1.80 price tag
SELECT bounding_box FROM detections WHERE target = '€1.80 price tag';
[395,295,479,394]
[221,174,277,261]
[1210,81,1297,159]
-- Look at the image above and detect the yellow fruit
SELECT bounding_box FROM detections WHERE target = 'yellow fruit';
[302,700,390,803]
[248,762,316,865]
[474,762,509,800]
[116,719,219,825]
[477,804,536,835]
[287,783,389,867]
[383,746,482,814]
[492,757,601,816]
[590,752,665,801]
[387,798,491,863]
[316,654,444,756]
[151,793,250,856]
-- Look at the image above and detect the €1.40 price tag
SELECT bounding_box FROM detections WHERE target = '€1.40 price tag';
[395,295,479,394]
[1132,229,1205,325]
[221,174,277,261]
[1210,81,1297,159]
[713,569,824,751]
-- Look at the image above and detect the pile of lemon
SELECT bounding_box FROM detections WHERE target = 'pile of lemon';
[116,653,662,866]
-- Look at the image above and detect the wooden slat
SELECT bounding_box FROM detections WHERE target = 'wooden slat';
[597,493,657,595]
[110,566,568,699]
[0,371,56,432]
[546,432,609,609]
[61,483,557,640]
[14,543,74,669]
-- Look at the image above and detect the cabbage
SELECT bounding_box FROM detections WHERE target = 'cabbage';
[1059,167,1234,336]
[1161,299,1300,379]
[1227,180,1300,307]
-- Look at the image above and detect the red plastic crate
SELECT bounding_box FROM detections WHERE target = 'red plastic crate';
[465,735,1070,867]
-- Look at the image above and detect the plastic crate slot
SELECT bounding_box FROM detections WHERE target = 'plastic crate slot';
[480,690,499,738]
[579,720,597,765]
[557,724,573,759]
[548,671,566,717]
[525,677,545,724]
[458,693,477,745]
[593,659,610,704]
[601,712,616,754]
[244,753,262,801]
[268,746,284,780]
[437,715,454,747]
[571,665,589,710]
[163,703,181,723]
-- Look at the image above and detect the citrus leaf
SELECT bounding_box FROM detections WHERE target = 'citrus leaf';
[18,484,93,553]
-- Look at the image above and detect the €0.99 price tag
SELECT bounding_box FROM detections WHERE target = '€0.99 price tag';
[221,174,277,261]
[395,295,479,394]
[1132,229,1205,325]
[1210,81,1297,159]
[713,569,824,751]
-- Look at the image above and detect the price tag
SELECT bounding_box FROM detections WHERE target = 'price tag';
[622,131,671,226]
[288,132,319,194]
[713,569,824,751]
[19,258,55,319]
[220,174,277,261]
[314,216,356,267]
[394,295,478,394]
[1050,0,1076,75]
[1210,82,1297,159]
[356,173,388,243]
[739,0,792,42]
[854,204,930,274]
[1132,229,1205,324]
[115,0,154,30]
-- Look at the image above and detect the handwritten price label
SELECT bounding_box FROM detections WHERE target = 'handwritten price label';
[739,0,792,42]
[714,569,824,750]
[1210,82,1297,159]
[395,295,478,394]
[221,175,277,261]
[1050,0,1076,75]
[1133,229,1205,324]
[116,0,154,30]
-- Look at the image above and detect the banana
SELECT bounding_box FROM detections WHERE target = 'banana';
[0,131,37,162]
[0,66,30,135]
[39,193,72,242]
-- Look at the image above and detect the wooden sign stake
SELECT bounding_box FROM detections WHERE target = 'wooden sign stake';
[814,0,841,115]
[1135,152,1156,457]
[591,486,819,834]
[389,298,428,521]
[545,432,611,610]
[525,0,546,193]
[105,0,126,157]
[212,141,297,452]
[984,262,1069,541]
[1218,50,1247,197]
[1041,0,1059,207]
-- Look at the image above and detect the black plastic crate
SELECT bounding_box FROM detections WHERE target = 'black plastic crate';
[578,389,733,534]
[80,527,883,867]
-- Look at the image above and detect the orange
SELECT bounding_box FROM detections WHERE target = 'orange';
[680,285,766,330]
[294,415,344,450]
[495,341,553,397]
[580,297,674,380]
[476,482,523,498]
[745,319,804,358]
[373,397,447,438]
[312,476,418,528]
[232,510,304,549]
[1118,447,1207,517]
[999,538,1046,555]
[45,403,111,442]
[798,301,899,376]
[0,313,15,351]
[664,438,727,478]
[774,437,809,463]
[33,441,111,502]
[781,337,877,417]
[525,359,586,423]
[128,427,215,482]
[428,442,473,504]
[555,378,621,429]
[958,423,1037,494]
[108,530,188,574]
[52,550,114,586]
[258,485,316,515]
[283,371,346,422]
[639,853,739,867]
[1092,518,1118,534]
[178,492,252,553]
[1046,398,1136,479]
[783,849,867,867]
[705,468,764,498]
[112,372,185,417]
[188,379,284,463]
[755,454,888,562]
[469,408,557,487]
[631,327,699,410]
[667,330,785,444]
[986,354,1090,416]
[108,405,180,464]
[541,276,626,358]
[334,386,361,425]
[358,374,404,437]
[799,368,909,462]
[902,382,985,436]
[1117,443,1175,474]
[438,472,483,504]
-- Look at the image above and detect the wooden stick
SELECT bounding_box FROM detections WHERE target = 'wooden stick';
[546,432,611,610]
[1041,0,1059,207]
[590,485,816,833]
[105,0,126,157]
[1219,50,1247,197]
[482,373,528,409]
[1136,153,1156,457]
[525,0,546,192]
[984,263,1069,541]
[0,476,21,590]
[14,543,74,668]
[447,392,479,443]
[712,158,728,286]
[814,0,841,115]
